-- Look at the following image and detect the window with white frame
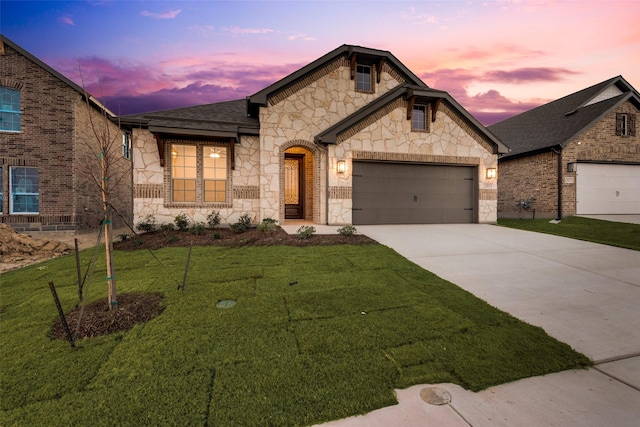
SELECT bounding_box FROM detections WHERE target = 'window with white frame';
[0,87,21,132]
[412,105,427,131]
[10,167,39,214]
[170,143,227,203]
[355,64,372,92]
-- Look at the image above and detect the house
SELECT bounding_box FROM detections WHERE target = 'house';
[489,76,640,219]
[0,35,133,232]
[123,45,508,227]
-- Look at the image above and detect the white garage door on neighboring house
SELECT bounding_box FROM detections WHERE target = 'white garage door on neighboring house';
[576,163,640,214]
[352,162,476,225]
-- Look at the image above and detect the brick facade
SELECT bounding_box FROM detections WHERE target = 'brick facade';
[498,100,640,218]
[0,40,132,231]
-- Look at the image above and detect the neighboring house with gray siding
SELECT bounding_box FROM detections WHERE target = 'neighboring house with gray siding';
[489,76,640,219]
[124,45,508,227]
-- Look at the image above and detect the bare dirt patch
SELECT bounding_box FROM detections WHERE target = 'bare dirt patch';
[0,224,74,273]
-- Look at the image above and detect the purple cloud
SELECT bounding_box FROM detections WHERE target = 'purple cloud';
[59,16,75,26]
[141,9,182,19]
[484,67,580,83]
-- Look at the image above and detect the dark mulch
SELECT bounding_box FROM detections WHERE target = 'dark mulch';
[50,293,165,341]
[113,226,375,251]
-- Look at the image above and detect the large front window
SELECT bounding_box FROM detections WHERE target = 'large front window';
[0,87,21,132]
[171,144,227,203]
[10,167,39,214]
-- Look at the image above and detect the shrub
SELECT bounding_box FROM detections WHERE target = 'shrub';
[174,213,190,231]
[337,225,357,236]
[135,215,157,233]
[207,210,221,229]
[213,232,222,239]
[296,225,316,239]
[160,223,175,232]
[189,222,206,235]
[258,218,278,233]
[230,213,253,234]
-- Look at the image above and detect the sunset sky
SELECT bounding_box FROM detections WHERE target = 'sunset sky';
[2,0,639,124]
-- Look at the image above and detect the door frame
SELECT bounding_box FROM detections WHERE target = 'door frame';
[284,153,305,219]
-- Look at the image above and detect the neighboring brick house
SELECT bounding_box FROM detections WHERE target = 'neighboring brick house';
[489,76,640,219]
[123,45,508,227]
[0,35,133,231]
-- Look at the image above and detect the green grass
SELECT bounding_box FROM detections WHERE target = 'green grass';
[498,216,640,251]
[1,243,590,426]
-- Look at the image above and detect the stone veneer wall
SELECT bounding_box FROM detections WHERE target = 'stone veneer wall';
[498,100,640,219]
[330,101,499,224]
[132,129,262,227]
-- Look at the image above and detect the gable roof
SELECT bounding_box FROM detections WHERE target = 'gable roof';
[247,44,428,115]
[121,100,259,139]
[1,34,115,117]
[316,84,509,154]
[489,76,640,159]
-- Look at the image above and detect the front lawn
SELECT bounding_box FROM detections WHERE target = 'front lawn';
[498,216,640,251]
[0,243,590,426]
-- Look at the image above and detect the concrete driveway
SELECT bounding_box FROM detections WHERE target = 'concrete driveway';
[316,224,640,427]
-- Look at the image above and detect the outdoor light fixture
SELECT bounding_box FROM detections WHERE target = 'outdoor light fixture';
[567,162,576,172]
[337,160,346,174]
[171,149,178,158]
[209,148,221,158]
[486,168,497,179]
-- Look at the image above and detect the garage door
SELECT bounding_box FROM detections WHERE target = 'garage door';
[352,162,476,225]
[576,163,640,214]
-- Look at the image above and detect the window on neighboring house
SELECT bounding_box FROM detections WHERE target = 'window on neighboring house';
[412,105,427,131]
[0,87,21,132]
[355,64,372,92]
[616,113,637,137]
[10,167,39,214]
[122,132,132,160]
[171,143,227,203]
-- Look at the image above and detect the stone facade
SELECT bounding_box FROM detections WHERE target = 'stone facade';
[131,48,501,227]
[498,100,640,218]
[0,39,132,231]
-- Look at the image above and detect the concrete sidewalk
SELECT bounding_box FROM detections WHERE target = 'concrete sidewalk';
[310,224,640,427]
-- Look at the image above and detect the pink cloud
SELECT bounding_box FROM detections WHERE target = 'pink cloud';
[59,16,75,26]
[141,9,182,19]
[225,27,274,35]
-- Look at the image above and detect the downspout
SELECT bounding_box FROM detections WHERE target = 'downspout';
[551,146,563,220]
[325,146,330,225]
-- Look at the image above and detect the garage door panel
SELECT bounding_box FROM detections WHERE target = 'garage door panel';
[576,164,640,214]
[352,162,476,225]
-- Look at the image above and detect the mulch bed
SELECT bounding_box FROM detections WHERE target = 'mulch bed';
[113,226,375,251]
[51,227,374,341]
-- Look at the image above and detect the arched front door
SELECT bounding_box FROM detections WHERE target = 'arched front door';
[284,153,305,219]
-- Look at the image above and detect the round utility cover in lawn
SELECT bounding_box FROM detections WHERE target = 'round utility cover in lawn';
[216,299,236,309]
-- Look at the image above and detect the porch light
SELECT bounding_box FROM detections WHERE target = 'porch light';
[209,148,221,158]
[171,149,178,158]
[486,168,497,179]
[337,160,346,174]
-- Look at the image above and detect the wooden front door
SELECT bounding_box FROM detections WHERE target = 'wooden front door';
[285,154,304,219]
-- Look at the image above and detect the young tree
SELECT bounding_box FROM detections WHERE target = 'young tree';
[77,69,131,310]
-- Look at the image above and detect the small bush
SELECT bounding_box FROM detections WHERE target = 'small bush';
[160,223,175,232]
[136,215,157,233]
[337,225,357,236]
[166,235,179,244]
[174,213,190,231]
[258,218,278,233]
[296,225,316,239]
[213,232,222,239]
[118,233,130,242]
[189,222,206,235]
[230,213,253,234]
[207,210,221,229]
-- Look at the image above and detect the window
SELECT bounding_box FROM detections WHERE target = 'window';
[616,113,637,137]
[122,132,132,160]
[356,64,372,92]
[412,105,427,131]
[10,167,39,214]
[0,87,21,132]
[171,144,227,203]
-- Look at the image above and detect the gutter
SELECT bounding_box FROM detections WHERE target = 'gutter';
[551,145,563,220]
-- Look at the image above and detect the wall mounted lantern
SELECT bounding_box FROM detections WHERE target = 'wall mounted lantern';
[337,160,346,174]
[486,168,497,179]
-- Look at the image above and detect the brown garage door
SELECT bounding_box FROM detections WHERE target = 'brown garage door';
[352,162,476,225]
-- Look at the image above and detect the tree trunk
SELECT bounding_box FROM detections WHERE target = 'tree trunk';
[101,143,117,310]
